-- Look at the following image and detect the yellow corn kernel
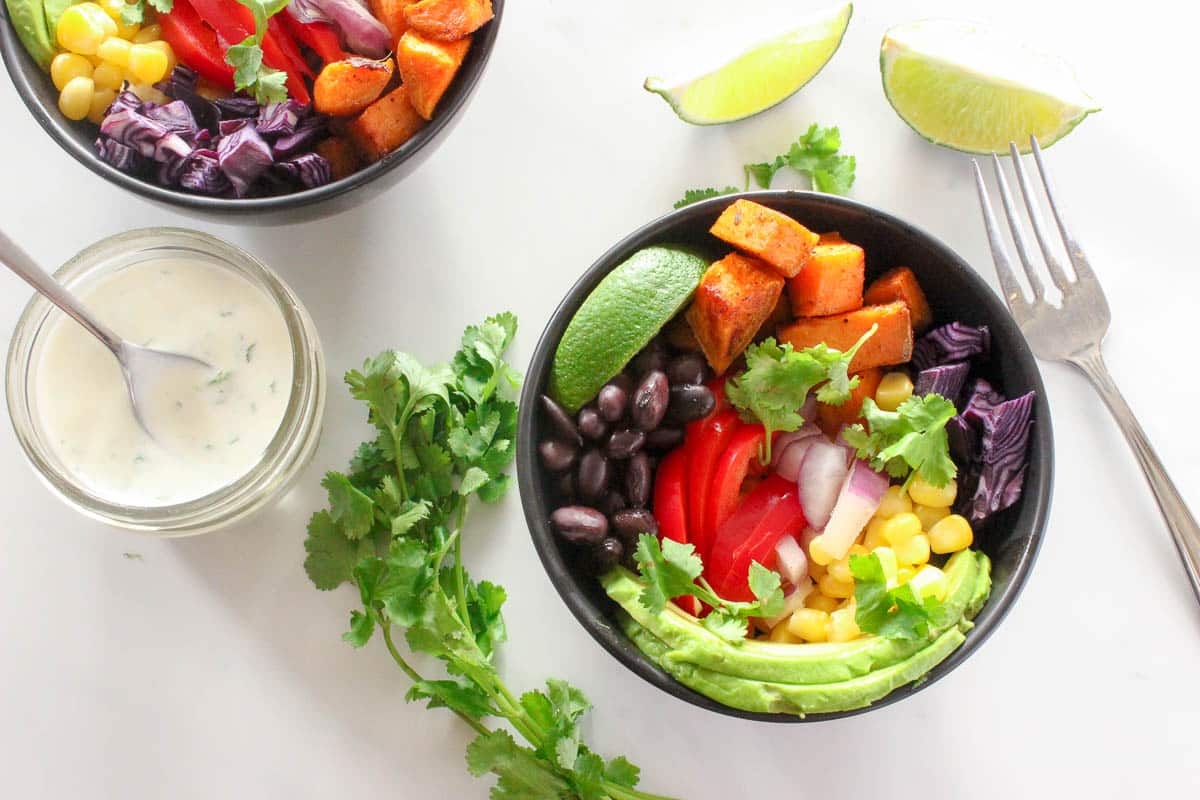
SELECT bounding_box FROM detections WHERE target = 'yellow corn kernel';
[914,503,950,531]
[827,556,853,584]
[818,572,854,599]
[131,23,161,43]
[808,536,835,566]
[96,0,139,38]
[57,4,110,55]
[127,43,169,84]
[144,40,177,72]
[807,559,827,581]
[877,485,913,518]
[909,474,957,508]
[828,606,861,642]
[768,620,802,643]
[97,36,132,68]
[897,565,916,585]
[92,61,124,91]
[50,52,93,90]
[87,87,117,123]
[875,371,914,412]
[804,592,839,613]
[127,82,167,103]
[58,76,95,121]
[881,512,922,546]
[872,546,900,586]
[893,533,931,566]
[909,565,949,601]
[862,516,888,550]
[929,514,974,554]
[787,608,830,642]
[847,543,869,557]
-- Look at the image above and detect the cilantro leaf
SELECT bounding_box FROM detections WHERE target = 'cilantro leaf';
[843,394,958,487]
[673,186,740,209]
[743,123,856,195]
[747,561,785,618]
[225,0,292,104]
[850,553,945,640]
[726,327,875,462]
[407,679,496,718]
[465,730,572,798]
[321,472,376,540]
[303,510,372,590]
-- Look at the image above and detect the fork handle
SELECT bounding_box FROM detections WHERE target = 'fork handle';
[1072,347,1200,606]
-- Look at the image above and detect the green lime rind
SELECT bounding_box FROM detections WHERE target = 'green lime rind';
[645,2,853,126]
[550,245,709,413]
[880,19,1100,155]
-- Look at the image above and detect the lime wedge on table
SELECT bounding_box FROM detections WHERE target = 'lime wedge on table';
[645,3,853,125]
[881,19,1100,154]
[550,246,709,413]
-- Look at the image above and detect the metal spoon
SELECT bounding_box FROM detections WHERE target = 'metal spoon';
[0,230,212,436]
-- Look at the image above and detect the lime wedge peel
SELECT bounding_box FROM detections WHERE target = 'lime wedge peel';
[645,3,854,126]
[881,19,1100,154]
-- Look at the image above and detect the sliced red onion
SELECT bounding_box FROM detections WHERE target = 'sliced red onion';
[774,535,808,586]
[799,526,821,551]
[809,460,889,562]
[770,425,822,468]
[775,437,820,482]
[286,0,391,57]
[798,440,852,529]
[761,579,815,629]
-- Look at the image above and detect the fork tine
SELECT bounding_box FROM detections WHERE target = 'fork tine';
[1030,136,1097,282]
[990,153,1046,301]
[1008,141,1073,291]
[972,159,1031,314]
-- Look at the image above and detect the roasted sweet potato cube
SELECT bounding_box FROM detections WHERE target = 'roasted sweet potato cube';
[709,199,820,278]
[864,266,933,332]
[817,368,882,436]
[396,31,471,120]
[787,237,865,317]
[314,57,395,117]
[347,86,427,162]
[778,302,913,373]
[404,0,493,40]
[686,253,786,375]
[368,0,413,46]
[316,137,360,181]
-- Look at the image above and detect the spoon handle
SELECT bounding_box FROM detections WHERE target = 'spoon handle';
[0,230,123,355]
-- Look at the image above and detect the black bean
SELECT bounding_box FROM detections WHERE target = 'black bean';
[599,490,627,517]
[611,508,659,543]
[550,506,608,546]
[605,428,646,459]
[668,353,709,386]
[625,452,652,508]
[666,384,716,424]
[577,449,610,501]
[577,406,608,441]
[556,471,576,502]
[593,537,624,571]
[645,427,684,451]
[597,383,628,422]
[609,373,633,392]
[539,394,583,445]
[631,370,670,431]
[538,440,577,472]
[632,338,669,375]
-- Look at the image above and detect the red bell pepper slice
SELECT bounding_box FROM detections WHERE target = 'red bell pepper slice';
[704,423,766,544]
[267,16,313,79]
[705,474,788,588]
[160,0,236,89]
[652,447,701,616]
[684,409,741,564]
[281,15,346,64]
[709,475,807,602]
[188,0,312,104]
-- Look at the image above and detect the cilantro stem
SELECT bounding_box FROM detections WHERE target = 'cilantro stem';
[452,501,471,632]
[380,622,489,736]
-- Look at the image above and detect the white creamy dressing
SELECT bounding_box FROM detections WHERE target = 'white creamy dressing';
[33,257,293,506]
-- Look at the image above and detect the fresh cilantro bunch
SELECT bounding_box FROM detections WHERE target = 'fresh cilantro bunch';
[227,0,292,104]
[304,314,674,800]
[842,394,958,487]
[674,122,856,208]
[634,535,784,642]
[850,553,948,640]
[725,326,876,463]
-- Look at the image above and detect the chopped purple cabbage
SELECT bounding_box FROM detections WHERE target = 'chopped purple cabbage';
[178,150,232,196]
[966,392,1035,522]
[914,362,970,403]
[214,95,262,119]
[217,124,274,197]
[218,118,251,137]
[273,152,332,189]
[912,322,991,370]
[100,108,193,163]
[257,100,308,138]
[145,100,199,137]
[962,378,1006,426]
[94,137,146,173]
[946,414,977,467]
[272,114,326,158]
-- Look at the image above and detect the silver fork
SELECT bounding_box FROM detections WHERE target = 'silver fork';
[973,137,1200,607]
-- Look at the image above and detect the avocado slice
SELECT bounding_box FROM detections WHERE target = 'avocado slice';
[625,616,969,716]
[602,549,986,685]
[5,0,55,70]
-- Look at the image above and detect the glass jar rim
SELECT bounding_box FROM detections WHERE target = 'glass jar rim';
[5,227,326,535]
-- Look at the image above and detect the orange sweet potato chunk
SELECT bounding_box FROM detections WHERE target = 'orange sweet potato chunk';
[686,253,786,375]
[787,237,865,317]
[709,199,820,278]
[368,0,414,46]
[347,86,427,162]
[314,57,395,117]
[778,302,913,373]
[316,137,360,181]
[864,267,933,332]
[817,368,882,436]
[396,31,471,120]
[404,0,493,40]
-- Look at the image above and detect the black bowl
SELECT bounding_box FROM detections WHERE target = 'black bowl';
[0,0,502,223]
[517,191,1054,723]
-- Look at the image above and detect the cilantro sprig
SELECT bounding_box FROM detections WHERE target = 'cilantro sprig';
[227,0,291,104]
[842,394,958,488]
[304,315,675,800]
[634,535,784,642]
[674,123,856,208]
[725,326,876,463]
[850,553,948,641]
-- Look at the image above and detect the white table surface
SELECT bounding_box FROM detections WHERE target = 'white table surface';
[2,1,1198,796]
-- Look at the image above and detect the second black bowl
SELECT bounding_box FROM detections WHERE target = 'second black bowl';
[517,191,1054,722]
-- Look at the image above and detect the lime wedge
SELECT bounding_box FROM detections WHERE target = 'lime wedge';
[645,3,853,125]
[550,246,709,412]
[881,19,1100,154]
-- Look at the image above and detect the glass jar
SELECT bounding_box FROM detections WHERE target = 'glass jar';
[5,228,326,535]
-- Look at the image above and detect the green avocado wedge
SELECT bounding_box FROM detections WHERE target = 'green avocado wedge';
[603,549,987,686]
[6,0,55,70]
